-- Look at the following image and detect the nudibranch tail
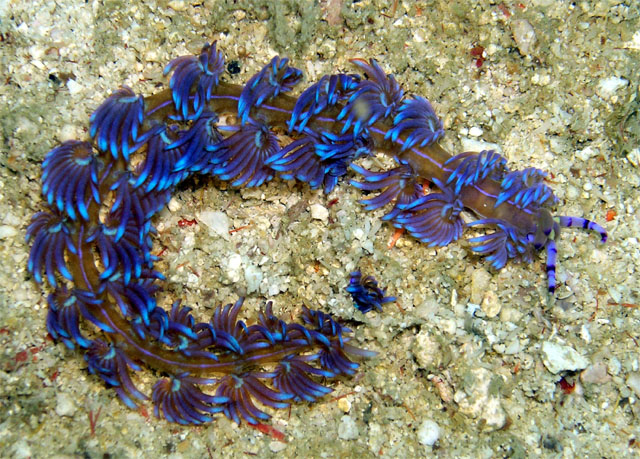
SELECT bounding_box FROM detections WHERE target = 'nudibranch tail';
[26,41,606,426]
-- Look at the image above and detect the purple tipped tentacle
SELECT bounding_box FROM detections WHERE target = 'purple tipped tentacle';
[132,126,188,192]
[53,286,114,335]
[162,301,201,350]
[341,342,378,359]
[98,272,162,337]
[268,129,370,193]
[318,132,372,193]
[394,178,465,247]
[300,306,345,339]
[193,321,244,356]
[267,135,325,187]
[273,355,334,402]
[317,344,360,376]
[143,306,171,345]
[138,188,173,224]
[170,110,223,174]
[243,302,303,351]
[90,86,157,162]
[467,228,509,270]
[152,373,227,425]
[238,56,302,125]
[338,58,403,136]
[108,172,136,241]
[513,182,556,209]
[46,286,102,349]
[109,172,172,242]
[496,167,554,209]
[216,372,292,425]
[496,171,524,208]
[163,42,225,120]
[467,219,531,270]
[445,150,507,195]
[297,306,370,375]
[85,339,148,409]
[350,160,423,219]
[385,96,445,150]
[289,73,361,133]
[86,219,150,285]
[205,299,248,355]
[41,140,100,221]
[256,302,288,342]
[26,211,76,287]
[210,120,278,188]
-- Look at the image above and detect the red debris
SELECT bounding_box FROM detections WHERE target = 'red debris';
[88,406,102,437]
[178,217,197,228]
[250,422,286,442]
[558,377,576,394]
[470,46,485,68]
[470,46,484,57]
[138,405,150,420]
[229,224,250,234]
[498,3,511,18]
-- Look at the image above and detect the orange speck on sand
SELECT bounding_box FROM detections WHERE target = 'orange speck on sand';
[387,228,404,249]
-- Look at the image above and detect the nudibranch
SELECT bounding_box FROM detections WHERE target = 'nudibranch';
[26,42,607,425]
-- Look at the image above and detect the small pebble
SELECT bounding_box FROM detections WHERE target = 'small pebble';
[223,253,243,284]
[337,397,351,413]
[596,76,628,100]
[455,368,507,431]
[627,148,640,168]
[10,440,32,459]
[511,19,536,56]
[566,185,579,200]
[167,197,181,212]
[580,361,611,384]
[608,356,622,376]
[310,203,328,223]
[55,393,77,417]
[66,79,83,94]
[0,225,18,239]
[244,264,263,294]
[198,210,230,239]
[352,227,365,241]
[576,146,598,162]
[338,415,359,440]
[626,372,640,397]
[367,423,384,454]
[269,441,287,453]
[59,124,82,142]
[413,329,441,370]
[540,341,589,374]
[481,290,501,318]
[470,268,491,304]
[167,0,186,11]
[468,126,483,137]
[417,419,440,446]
